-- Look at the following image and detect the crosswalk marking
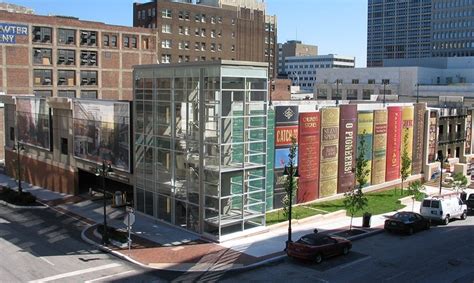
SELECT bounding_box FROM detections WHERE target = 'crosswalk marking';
[28,263,121,283]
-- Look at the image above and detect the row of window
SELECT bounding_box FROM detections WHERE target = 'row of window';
[33,69,97,86]
[433,10,474,19]
[433,41,474,49]
[33,48,97,66]
[32,26,150,50]
[433,31,474,39]
[33,90,97,99]
[161,40,231,52]
[137,8,230,25]
[318,79,390,85]
[160,55,227,64]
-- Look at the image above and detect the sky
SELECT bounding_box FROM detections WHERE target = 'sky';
[4,0,368,67]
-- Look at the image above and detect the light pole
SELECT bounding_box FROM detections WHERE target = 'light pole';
[95,161,113,245]
[283,138,299,251]
[334,79,340,105]
[437,151,448,195]
[12,141,25,193]
[416,83,420,103]
[382,80,389,107]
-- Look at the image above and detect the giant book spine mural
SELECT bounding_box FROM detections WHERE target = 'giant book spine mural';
[401,106,414,173]
[386,106,402,181]
[357,111,374,187]
[466,110,472,155]
[372,109,387,185]
[319,107,340,198]
[427,110,438,164]
[337,104,357,194]
[412,103,426,175]
[298,112,321,202]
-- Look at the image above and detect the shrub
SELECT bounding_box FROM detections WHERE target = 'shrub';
[0,187,37,206]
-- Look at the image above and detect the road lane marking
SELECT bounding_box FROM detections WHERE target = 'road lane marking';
[39,257,55,266]
[0,217,10,224]
[337,256,371,270]
[84,270,135,282]
[441,227,460,233]
[28,263,121,283]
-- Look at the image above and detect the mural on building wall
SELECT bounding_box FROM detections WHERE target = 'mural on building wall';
[428,111,438,163]
[386,106,402,181]
[372,109,388,185]
[412,103,426,174]
[73,100,131,172]
[298,112,321,202]
[402,106,414,173]
[337,105,357,194]
[357,111,374,187]
[16,97,51,150]
[466,110,472,155]
[319,107,340,198]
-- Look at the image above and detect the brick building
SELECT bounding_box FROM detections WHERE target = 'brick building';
[0,10,158,100]
[133,0,277,78]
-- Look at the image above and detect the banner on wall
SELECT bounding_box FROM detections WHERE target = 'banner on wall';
[386,106,402,181]
[337,105,357,194]
[412,103,426,175]
[372,109,388,185]
[16,97,51,150]
[319,107,340,198]
[73,100,131,172]
[298,112,320,202]
[357,111,374,187]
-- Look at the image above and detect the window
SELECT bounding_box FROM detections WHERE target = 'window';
[162,9,172,18]
[162,39,171,49]
[218,44,222,51]
[111,35,117,47]
[57,49,75,65]
[368,79,376,84]
[33,48,52,65]
[210,43,216,52]
[81,90,97,99]
[80,51,97,66]
[211,16,216,24]
[142,37,149,49]
[58,70,75,86]
[80,71,97,85]
[211,30,216,38]
[352,79,359,84]
[103,34,109,46]
[162,24,171,33]
[33,90,52,97]
[32,26,52,43]
[33,69,52,85]
[201,42,206,51]
[58,29,75,45]
[123,36,129,48]
[161,54,171,64]
[57,90,76,98]
[231,45,235,52]
[131,36,137,48]
[201,28,206,37]
[231,18,236,25]
[382,79,390,84]
[61,138,68,155]
[80,30,97,46]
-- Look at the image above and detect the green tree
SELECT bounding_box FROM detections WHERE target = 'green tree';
[400,130,412,196]
[282,136,298,219]
[344,130,369,230]
[407,181,424,211]
[452,172,468,192]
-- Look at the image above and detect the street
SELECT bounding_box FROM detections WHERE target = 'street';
[1,203,474,283]
[220,213,474,283]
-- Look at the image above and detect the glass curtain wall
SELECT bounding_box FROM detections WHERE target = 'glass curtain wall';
[134,63,267,240]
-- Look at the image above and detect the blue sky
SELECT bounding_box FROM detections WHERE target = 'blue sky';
[5,0,368,66]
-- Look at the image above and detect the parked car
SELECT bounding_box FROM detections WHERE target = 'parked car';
[384,212,431,235]
[420,195,467,225]
[460,189,474,212]
[287,233,352,264]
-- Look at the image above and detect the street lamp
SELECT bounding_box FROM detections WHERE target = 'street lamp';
[415,83,420,103]
[283,164,299,251]
[382,80,389,107]
[95,161,113,245]
[334,79,340,105]
[437,152,449,196]
[12,141,25,193]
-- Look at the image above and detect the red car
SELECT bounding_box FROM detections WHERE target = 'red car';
[287,233,352,264]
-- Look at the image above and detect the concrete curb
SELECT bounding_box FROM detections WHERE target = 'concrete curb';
[80,224,153,271]
[269,209,347,229]
[0,199,48,209]
[346,227,385,241]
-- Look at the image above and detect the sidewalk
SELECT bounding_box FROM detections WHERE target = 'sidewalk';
[0,173,460,272]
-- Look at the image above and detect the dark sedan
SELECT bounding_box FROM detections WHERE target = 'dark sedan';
[287,233,352,264]
[384,212,430,235]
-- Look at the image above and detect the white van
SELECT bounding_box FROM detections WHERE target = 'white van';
[420,195,467,225]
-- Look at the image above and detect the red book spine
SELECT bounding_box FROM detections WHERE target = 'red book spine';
[337,104,357,194]
[297,112,320,202]
[386,106,402,181]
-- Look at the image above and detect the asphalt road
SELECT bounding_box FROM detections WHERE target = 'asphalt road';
[220,213,474,283]
[0,204,174,282]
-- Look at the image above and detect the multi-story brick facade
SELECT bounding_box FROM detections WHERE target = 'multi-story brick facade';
[133,0,277,78]
[0,10,158,100]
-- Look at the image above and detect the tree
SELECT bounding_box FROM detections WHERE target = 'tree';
[400,130,412,196]
[282,136,298,220]
[343,130,369,230]
[452,172,468,193]
[407,181,424,211]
